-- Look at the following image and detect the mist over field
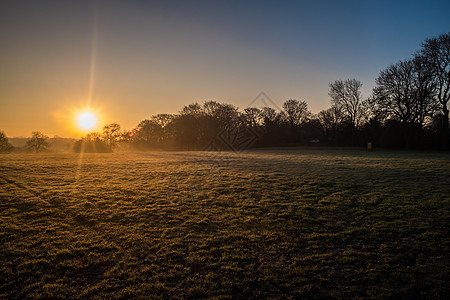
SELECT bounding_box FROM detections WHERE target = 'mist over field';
[1,149,449,298]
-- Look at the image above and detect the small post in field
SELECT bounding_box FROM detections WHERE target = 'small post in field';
[367,142,373,151]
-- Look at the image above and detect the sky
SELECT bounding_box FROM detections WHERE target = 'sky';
[1,0,449,138]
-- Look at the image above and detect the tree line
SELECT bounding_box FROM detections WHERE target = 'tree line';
[78,32,448,152]
[0,32,448,153]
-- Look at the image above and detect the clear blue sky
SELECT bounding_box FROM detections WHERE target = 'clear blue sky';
[1,0,449,137]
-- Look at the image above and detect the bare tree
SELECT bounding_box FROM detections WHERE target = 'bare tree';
[151,114,175,141]
[372,58,441,148]
[243,107,263,127]
[0,131,13,153]
[26,131,49,153]
[373,58,439,126]
[151,114,174,129]
[373,61,416,124]
[203,101,239,130]
[180,102,203,116]
[259,107,280,125]
[282,99,310,128]
[317,106,345,138]
[329,79,364,128]
[420,32,450,147]
[102,123,121,147]
[411,55,439,126]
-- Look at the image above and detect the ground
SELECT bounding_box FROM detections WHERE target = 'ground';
[0,148,449,299]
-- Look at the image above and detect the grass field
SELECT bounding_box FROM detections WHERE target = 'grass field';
[1,148,449,299]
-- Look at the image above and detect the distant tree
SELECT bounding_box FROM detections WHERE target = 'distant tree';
[203,101,239,130]
[317,106,345,144]
[255,107,286,146]
[26,131,49,153]
[102,123,121,147]
[242,107,263,127]
[121,129,136,143]
[420,32,450,148]
[328,79,364,146]
[180,102,203,116]
[260,107,281,125]
[135,119,163,146]
[373,58,439,125]
[172,102,239,149]
[73,132,111,153]
[280,99,311,143]
[150,114,175,142]
[151,114,174,129]
[282,99,310,128]
[0,131,13,153]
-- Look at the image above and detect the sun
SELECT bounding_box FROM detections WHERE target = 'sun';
[77,111,97,131]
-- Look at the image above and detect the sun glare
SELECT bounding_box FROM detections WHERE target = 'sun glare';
[77,111,97,131]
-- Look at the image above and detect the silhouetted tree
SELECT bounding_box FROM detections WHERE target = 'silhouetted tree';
[317,106,345,145]
[119,33,450,152]
[282,99,310,128]
[135,119,163,147]
[372,58,440,148]
[242,107,263,127]
[373,61,416,124]
[166,101,242,150]
[150,114,175,143]
[0,131,13,153]
[281,99,311,144]
[26,131,49,153]
[254,107,285,146]
[180,102,203,116]
[73,132,111,153]
[328,79,364,146]
[420,32,450,148]
[203,101,239,130]
[172,103,209,149]
[411,55,439,127]
[102,123,121,148]
[260,107,281,125]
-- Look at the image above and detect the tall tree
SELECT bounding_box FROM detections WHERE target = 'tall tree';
[411,55,439,126]
[317,106,345,143]
[180,102,203,116]
[260,107,281,125]
[136,119,163,145]
[328,79,364,145]
[282,99,310,128]
[243,107,263,128]
[373,58,439,126]
[372,61,416,124]
[151,114,175,142]
[420,32,450,148]
[203,101,239,130]
[372,58,440,148]
[26,131,49,153]
[151,114,174,129]
[102,123,121,147]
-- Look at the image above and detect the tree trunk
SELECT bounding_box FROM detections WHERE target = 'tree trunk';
[351,126,355,147]
[443,106,449,149]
